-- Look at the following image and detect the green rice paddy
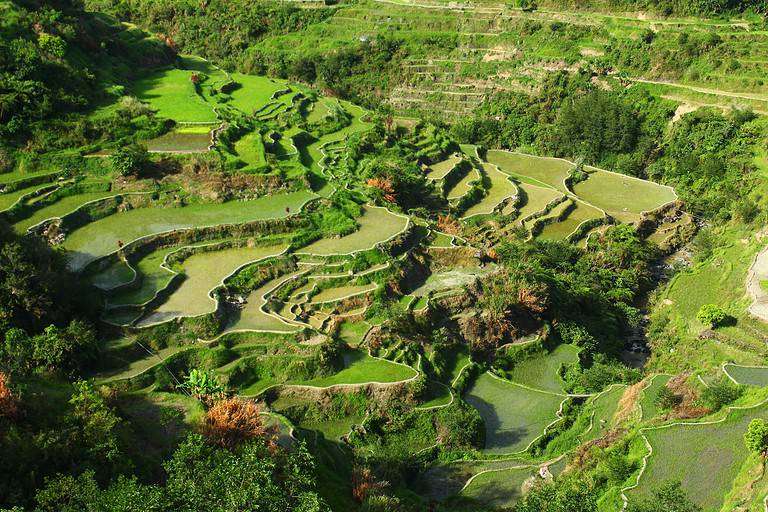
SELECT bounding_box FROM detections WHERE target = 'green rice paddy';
[134,67,217,123]
[297,206,408,256]
[62,190,315,271]
[14,190,119,233]
[460,466,536,508]
[514,183,564,220]
[0,183,54,212]
[503,344,580,394]
[724,364,768,387]
[462,164,518,219]
[465,373,565,454]
[446,168,480,200]
[536,201,603,241]
[427,156,462,181]
[310,283,377,304]
[224,271,305,334]
[138,244,288,325]
[486,150,573,192]
[572,170,677,222]
[629,402,768,511]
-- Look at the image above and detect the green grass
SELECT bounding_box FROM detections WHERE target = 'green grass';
[582,384,627,442]
[233,131,268,170]
[430,231,454,247]
[652,224,768,372]
[572,170,676,222]
[536,201,603,241]
[639,375,673,420]
[465,373,565,454]
[138,244,288,325]
[724,364,768,387]
[629,401,768,511]
[297,206,408,256]
[486,150,572,193]
[133,66,217,123]
[224,271,305,334]
[504,344,580,394]
[410,268,483,297]
[62,190,315,271]
[462,164,518,218]
[460,466,536,508]
[13,190,119,233]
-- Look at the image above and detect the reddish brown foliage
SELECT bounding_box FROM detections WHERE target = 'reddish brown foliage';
[202,397,275,449]
[0,373,19,420]
[366,178,396,203]
[436,214,462,236]
[352,466,387,503]
[517,286,547,315]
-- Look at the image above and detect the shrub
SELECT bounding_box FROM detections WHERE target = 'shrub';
[655,386,682,411]
[112,143,149,177]
[696,304,728,328]
[700,378,743,411]
[0,372,18,420]
[745,418,768,456]
[202,397,273,449]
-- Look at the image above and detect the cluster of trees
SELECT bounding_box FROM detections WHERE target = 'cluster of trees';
[0,0,172,140]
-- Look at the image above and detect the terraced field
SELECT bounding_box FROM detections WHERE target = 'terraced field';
[138,244,289,326]
[628,402,768,511]
[62,191,314,271]
[465,373,565,454]
[297,206,408,256]
[2,41,707,512]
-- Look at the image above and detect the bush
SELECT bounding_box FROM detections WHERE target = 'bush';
[745,418,768,456]
[111,143,149,177]
[202,397,272,449]
[700,378,743,411]
[696,304,728,328]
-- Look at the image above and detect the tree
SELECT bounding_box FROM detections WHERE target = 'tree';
[181,368,225,401]
[700,378,743,411]
[513,476,596,512]
[627,481,701,512]
[163,434,328,511]
[696,304,728,328]
[111,144,149,177]
[745,418,768,456]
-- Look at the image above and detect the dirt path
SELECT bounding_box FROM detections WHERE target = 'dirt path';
[747,244,768,322]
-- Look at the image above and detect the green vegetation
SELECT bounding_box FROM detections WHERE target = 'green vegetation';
[4,0,768,510]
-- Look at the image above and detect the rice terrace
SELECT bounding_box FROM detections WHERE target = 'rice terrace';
[2,0,768,511]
